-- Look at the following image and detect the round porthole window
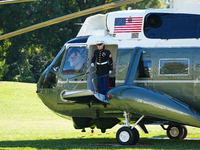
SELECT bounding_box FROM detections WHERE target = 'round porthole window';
[146,13,162,28]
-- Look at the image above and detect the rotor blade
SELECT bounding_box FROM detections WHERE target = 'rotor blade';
[0,0,38,5]
[0,0,142,40]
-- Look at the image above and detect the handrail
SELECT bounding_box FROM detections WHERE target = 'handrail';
[66,73,84,90]
[67,66,93,90]
[67,78,72,90]
[92,78,97,93]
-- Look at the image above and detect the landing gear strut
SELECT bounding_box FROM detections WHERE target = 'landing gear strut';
[116,112,144,145]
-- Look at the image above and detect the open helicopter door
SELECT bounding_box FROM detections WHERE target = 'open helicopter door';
[56,43,118,103]
[87,44,118,97]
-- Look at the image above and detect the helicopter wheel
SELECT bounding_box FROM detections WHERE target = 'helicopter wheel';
[167,125,184,139]
[181,125,188,139]
[132,128,139,145]
[116,127,139,145]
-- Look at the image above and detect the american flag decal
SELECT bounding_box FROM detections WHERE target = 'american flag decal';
[114,17,143,33]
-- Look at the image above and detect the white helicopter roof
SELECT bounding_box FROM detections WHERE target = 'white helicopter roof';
[77,0,200,39]
[77,9,174,38]
[73,0,200,48]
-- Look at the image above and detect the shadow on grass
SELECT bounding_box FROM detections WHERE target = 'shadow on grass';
[1,138,200,149]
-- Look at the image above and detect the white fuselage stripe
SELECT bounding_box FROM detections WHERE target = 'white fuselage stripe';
[58,80,200,84]
[116,80,200,83]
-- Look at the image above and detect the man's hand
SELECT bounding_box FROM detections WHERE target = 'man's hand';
[91,63,94,67]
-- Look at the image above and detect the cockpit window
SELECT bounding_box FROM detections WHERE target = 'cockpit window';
[51,46,65,73]
[39,46,65,89]
[62,47,86,74]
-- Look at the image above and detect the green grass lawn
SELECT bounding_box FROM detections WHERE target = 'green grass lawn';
[1,82,200,150]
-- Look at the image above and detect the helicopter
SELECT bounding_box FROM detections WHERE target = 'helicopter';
[2,0,200,145]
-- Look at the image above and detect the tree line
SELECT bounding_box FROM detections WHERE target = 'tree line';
[0,0,167,83]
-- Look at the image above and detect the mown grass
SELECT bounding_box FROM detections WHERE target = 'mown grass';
[1,82,200,150]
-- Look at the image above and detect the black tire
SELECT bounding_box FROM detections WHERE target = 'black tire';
[116,127,135,145]
[181,125,188,139]
[132,128,139,145]
[167,125,184,139]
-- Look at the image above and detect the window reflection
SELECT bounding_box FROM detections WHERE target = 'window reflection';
[160,59,189,75]
[51,50,64,73]
[63,47,86,74]
[139,60,151,77]
[43,71,56,88]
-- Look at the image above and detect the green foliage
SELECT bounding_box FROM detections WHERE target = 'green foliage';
[0,0,167,83]
[0,38,10,80]
[30,51,53,82]
[13,60,36,83]
[0,59,9,80]
[0,0,83,82]
[122,0,168,10]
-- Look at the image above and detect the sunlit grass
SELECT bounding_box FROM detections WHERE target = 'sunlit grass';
[1,82,200,149]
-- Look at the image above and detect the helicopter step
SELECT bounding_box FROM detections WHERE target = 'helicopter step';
[61,89,109,104]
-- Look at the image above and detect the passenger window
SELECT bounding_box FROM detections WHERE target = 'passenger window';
[62,47,86,74]
[159,59,189,75]
[139,60,151,78]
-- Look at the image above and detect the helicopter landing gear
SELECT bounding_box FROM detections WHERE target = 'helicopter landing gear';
[166,124,188,139]
[116,126,139,145]
[116,112,144,145]
[181,125,188,139]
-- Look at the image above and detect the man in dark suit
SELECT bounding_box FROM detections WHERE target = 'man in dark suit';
[91,41,113,96]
